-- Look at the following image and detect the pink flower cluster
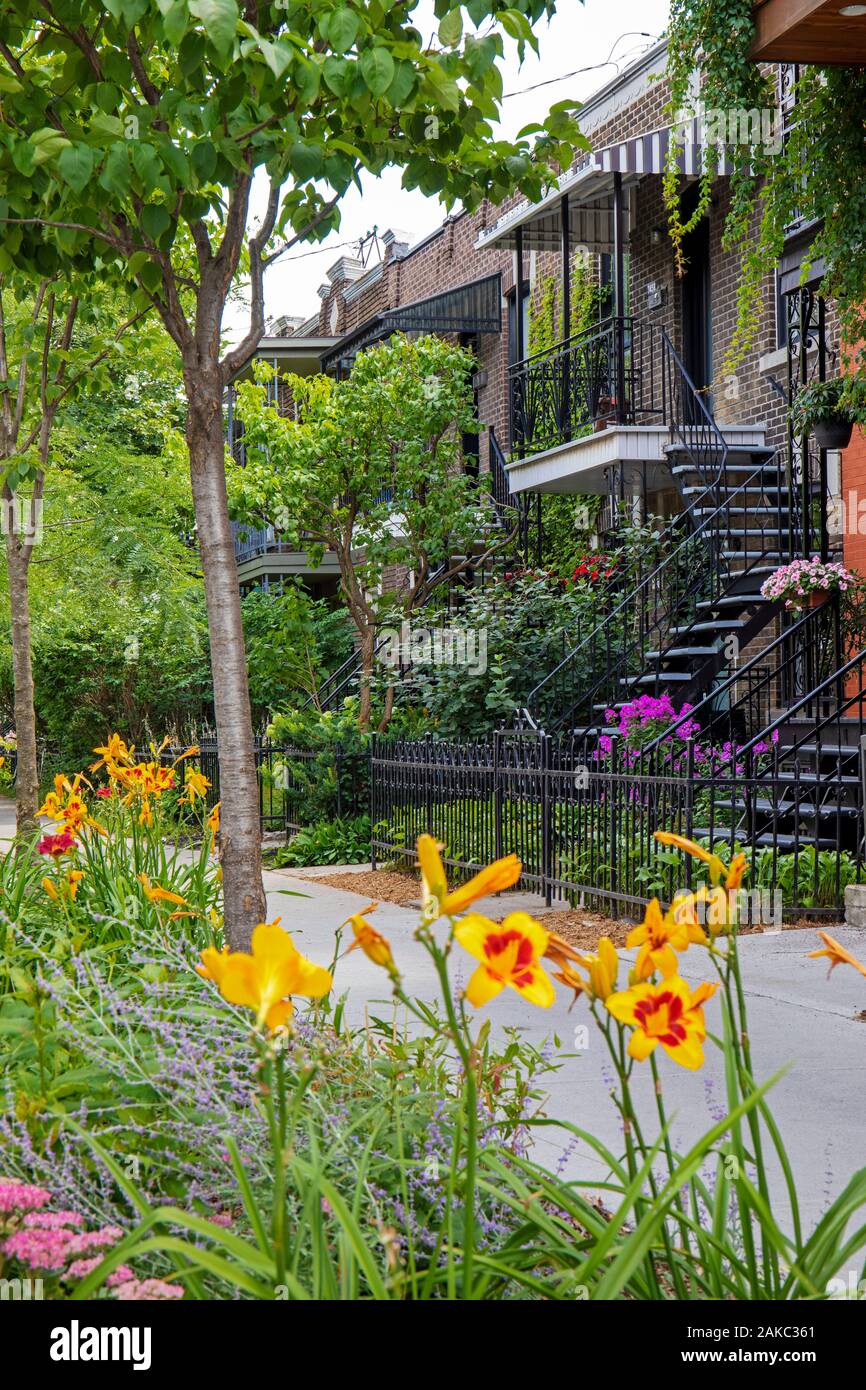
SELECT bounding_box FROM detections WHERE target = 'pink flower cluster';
[760,556,854,611]
[0,1179,51,1214]
[2,1219,124,1272]
[0,1179,182,1299]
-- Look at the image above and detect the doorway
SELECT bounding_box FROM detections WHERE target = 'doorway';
[680,183,713,412]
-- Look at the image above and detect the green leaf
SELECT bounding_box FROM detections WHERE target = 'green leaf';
[189,0,238,55]
[360,47,395,98]
[99,143,131,198]
[328,8,360,54]
[290,141,324,182]
[191,140,217,182]
[29,128,72,165]
[141,204,172,241]
[438,9,463,47]
[132,142,163,190]
[163,0,190,46]
[257,39,293,79]
[57,143,96,194]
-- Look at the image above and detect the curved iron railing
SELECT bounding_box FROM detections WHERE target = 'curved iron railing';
[517,320,798,732]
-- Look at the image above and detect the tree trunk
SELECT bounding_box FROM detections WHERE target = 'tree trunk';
[358,624,375,731]
[5,521,39,836]
[185,372,266,949]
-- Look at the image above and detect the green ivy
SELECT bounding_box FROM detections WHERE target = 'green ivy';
[665,2,866,404]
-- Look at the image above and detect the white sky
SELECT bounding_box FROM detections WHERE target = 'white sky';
[238,0,671,331]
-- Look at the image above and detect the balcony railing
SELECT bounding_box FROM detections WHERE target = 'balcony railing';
[509,315,664,455]
[231,522,300,565]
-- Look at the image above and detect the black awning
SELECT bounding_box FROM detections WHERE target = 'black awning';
[321,272,501,373]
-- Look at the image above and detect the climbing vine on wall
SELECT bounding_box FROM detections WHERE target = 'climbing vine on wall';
[527,252,605,358]
[665,0,866,411]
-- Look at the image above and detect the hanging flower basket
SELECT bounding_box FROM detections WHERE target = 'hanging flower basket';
[791,378,856,452]
[812,417,854,451]
[760,557,855,614]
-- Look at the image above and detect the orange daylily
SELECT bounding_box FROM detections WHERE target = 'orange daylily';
[91,733,134,774]
[454,911,554,1009]
[207,801,221,834]
[417,834,521,922]
[343,903,399,979]
[199,921,332,1031]
[183,768,211,803]
[809,931,866,980]
[42,870,84,903]
[627,898,707,979]
[137,873,187,908]
[606,975,718,1070]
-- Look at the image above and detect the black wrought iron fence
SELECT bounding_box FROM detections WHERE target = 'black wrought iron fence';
[371,727,866,920]
[164,738,369,837]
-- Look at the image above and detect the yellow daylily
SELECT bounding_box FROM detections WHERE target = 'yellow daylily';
[41,870,84,904]
[809,931,866,980]
[606,975,719,1070]
[183,768,211,803]
[417,834,521,922]
[137,873,187,907]
[197,944,230,985]
[578,936,619,1002]
[207,801,220,834]
[201,922,332,1031]
[654,831,748,893]
[91,733,134,774]
[627,898,707,979]
[454,911,555,1009]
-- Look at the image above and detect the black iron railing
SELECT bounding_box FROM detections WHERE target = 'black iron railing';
[370,721,866,920]
[164,738,368,836]
[509,315,663,455]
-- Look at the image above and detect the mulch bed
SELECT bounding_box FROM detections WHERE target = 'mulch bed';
[314,868,420,907]
[312,869,839,948]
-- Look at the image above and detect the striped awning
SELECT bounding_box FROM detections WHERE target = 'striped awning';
[476,117,735,253]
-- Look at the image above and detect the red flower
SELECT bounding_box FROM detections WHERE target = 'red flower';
[37,831,79,859]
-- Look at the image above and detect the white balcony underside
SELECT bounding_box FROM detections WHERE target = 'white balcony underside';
[505,424,768,495]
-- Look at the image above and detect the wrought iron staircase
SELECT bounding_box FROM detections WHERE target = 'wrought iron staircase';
[520,325,802,735]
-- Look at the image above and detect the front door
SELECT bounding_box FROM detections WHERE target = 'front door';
[680,184,713,414]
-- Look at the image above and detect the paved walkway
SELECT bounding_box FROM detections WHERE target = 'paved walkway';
[265,865,866,1234]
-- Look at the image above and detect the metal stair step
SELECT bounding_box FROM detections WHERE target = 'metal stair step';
[696,593,767,609]
[620,671,693,687]
[713,797,858,817]
[670,619,749,635]
[645,646,719,660]
[690,828,840,850]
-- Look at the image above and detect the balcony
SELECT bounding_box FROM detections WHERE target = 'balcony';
[509,316,663,457]
[231,522,340,592]
[506,315,768,496]
[751,0,866,63]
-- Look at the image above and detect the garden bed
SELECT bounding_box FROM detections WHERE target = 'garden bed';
[313,868,841,948]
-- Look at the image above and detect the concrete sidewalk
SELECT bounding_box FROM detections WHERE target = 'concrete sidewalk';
[265,864,866,1233]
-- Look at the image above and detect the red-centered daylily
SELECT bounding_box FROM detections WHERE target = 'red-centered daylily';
[606,975,719,1070]
[454,911,555,1009]
[627,898,707,979]
[416,834,521,922]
